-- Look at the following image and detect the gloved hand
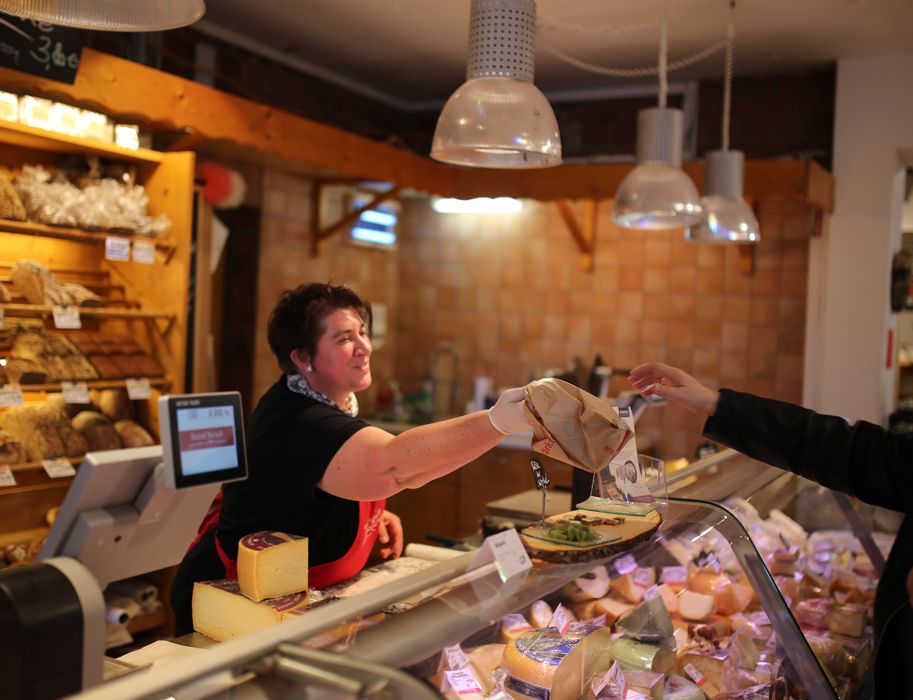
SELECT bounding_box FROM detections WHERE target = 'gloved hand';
[488,386,531,434]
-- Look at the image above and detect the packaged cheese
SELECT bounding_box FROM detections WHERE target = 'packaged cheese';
[237,531,309,602]
[468,644,506,693]
[192,579,310,641]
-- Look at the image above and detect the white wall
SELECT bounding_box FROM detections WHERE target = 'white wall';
[808,54,913,423]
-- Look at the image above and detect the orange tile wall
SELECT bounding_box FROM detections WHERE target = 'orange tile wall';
[253,169,813,460]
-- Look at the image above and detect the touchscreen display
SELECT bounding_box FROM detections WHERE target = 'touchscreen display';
[176,405,239,476]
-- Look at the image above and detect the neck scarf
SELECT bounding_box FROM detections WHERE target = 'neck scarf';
[286,373,359,417]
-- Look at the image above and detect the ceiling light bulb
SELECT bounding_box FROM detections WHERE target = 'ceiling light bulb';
[686,150,760,243]
[612,108,702,230]
[0,0,205,30]
[431,0,561,169]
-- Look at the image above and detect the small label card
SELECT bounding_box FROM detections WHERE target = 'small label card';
[125,377,152,400]
[105,236,131,262]
[42,458,76,478]
[53,305,81,329]
[0,384,23,407]
[443,670,482,696]
[441,644,470,671]
[614,553,638,576]
[61,381,90,404]
[0,465,16,488]
[468,528,532,582]
[132,239,156,265]
[550,603,573,634]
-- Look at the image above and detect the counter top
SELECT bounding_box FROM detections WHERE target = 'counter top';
[367,419,534,450]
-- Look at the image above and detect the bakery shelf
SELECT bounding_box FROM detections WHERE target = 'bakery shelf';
[19,378,170,393]
[0,303,174,322]
[0,119,164,164]
[0,218,175,255]
[7,456,81,474]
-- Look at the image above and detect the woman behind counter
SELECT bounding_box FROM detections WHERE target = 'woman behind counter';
[171,282,536,634]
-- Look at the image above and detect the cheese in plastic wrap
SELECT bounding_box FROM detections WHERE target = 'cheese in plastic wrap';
[523,378,633,473]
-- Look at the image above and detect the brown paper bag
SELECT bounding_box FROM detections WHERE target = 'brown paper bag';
[523,378,632,473]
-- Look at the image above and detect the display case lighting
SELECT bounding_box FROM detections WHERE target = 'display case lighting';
[432,197,524,214]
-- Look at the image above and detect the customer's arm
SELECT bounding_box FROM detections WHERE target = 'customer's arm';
[318,387,531,500]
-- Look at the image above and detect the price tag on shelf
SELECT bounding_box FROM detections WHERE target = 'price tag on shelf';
[614,553,638,575]
[0,384,23,407]
[132,239,156,265]
[42,458,76,479]
[61,381,90,404]
[53,305,81,329]
[467,528,532,582]
[0,465,16,488]
[550,603,573,634]
[440,644,470,671]
[443,670,482,696]
[105,236,131,262]
[126,377,152,400]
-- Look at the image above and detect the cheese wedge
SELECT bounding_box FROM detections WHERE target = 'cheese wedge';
[677,590,715,622]
[192,579,310,641]
[237,531,309,602]
[468,644,506,693]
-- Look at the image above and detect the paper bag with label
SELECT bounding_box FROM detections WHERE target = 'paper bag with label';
[523,378,632,473]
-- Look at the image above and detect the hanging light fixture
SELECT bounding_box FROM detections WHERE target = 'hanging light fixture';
[612,1,702,230]
[431,0,561,169]
[686,1,759,243]
[0,0,205,31]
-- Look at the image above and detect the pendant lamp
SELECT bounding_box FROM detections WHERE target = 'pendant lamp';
[612,1,702,230]
[431,0,561,169]
[0,0,205,31]
[686,2,759,243]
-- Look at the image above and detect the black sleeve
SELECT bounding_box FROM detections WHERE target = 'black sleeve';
[704,388,913,513]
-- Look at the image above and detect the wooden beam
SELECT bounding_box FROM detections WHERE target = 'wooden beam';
[555,199,596,272]
[312,184,401,256]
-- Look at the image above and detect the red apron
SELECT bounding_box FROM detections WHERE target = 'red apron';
[190,495,386,588]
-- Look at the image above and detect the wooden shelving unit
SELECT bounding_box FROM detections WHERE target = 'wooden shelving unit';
[17,378,170,393]
[1,302,173,322]
[0,218,175,256]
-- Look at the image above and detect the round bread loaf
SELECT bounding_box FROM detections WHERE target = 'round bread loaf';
[93,389,132,421]
[72,411,122,452]
[114,420,155,448]
[0,430,27,464]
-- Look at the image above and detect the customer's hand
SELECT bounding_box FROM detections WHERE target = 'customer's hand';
[488,386,532,434]
[378,510,403,559]
[628,362,720,415]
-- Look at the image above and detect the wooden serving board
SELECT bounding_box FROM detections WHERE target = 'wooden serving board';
[521,509,662,564]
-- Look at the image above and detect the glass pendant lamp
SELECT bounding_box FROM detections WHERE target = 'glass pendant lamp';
[686,1,760,243]
[0,0,205,31]
[612,2,701,229]
[431,0,561,169]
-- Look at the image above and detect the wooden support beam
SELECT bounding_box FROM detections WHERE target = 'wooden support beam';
[311,184,401,257]
[555,199,596,272]
[738,245,756,275]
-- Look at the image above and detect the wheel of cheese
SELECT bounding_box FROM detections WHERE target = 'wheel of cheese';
[192,579,311,642]
[237,531,309,602]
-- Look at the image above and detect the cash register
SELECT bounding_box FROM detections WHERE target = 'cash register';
[0,392,247,700]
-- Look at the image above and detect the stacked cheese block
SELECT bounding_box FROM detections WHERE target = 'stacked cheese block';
[193,531,315,642]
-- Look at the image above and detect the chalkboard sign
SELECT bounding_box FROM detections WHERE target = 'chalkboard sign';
[0,13,82,84]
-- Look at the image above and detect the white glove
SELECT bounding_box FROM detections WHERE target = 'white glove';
[488,387,530,434]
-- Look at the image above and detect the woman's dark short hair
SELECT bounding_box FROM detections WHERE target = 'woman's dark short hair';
[267,283,372,374]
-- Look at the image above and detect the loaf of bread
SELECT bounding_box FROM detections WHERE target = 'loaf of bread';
[1,405,66,460]
[11,259,101,307]
[72,411,122,452]
[45,393,89,419]
[87,354,121,379]
[4,357,47,384]
[0,430,28,464]
[0,280,10,302]
[114,420,154,448]
[0,171,26,221]
[93,389,132,421]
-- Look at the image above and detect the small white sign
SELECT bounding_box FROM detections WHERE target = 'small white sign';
[683,663,706,687]
[586,614,607,627]
[0,465,16,487]
[61,381,90,404]
[643,585,660,601]
[468,528,532,582]
[441,644,470,671]
[633,567,653,587]
[614,554,638,575]
[132,239,156,265]
[593,661,626,697]
[0,384,23,407]
[550,603,573,634]
[42,458,76,479]
[126,378,152,400]
[660,565,688,585]
[53,305,81,329]
[105,236,131,262]
[443,669,482,695]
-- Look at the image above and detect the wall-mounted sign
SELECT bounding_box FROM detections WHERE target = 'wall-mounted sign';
[0,13,82,84]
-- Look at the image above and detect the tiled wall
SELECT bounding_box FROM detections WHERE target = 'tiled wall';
[253,169,813,460]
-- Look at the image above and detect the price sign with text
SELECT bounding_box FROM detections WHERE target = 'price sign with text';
[132,239,156,265]
[61,381,90,404]
[126,377,152,400]
[53,305,81,329]
[0,465,16,487]
[42,458,76,478]
[105,236,131,262]
[0,384,23,407]
[468,528,532,582]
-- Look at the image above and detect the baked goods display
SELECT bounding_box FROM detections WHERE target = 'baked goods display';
[11,259,101,307]
[70,333,164,379]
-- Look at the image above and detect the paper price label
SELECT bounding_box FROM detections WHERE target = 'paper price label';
[586,614,607,627]
[593,661,626,697]
[550,603,573,634]
[132,239,156,265]
[42,458,76,479]
[683,663,706,686]
[0,465,16,487]
[660,565,688,585]
[126,378,152,400]
[468,528,532,582]
[614,554,638,575]
[442,644,470,671]
[0,384,23,407]
[633,567,653,587]
[643,585,660,601]
[53,305,81,329]
[443,670,482,695]
[105,236,131,262]
[61,381,90,404]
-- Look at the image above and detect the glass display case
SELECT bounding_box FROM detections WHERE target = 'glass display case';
[84,496,848,700]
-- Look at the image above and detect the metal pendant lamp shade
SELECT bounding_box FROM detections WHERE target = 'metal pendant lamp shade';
[686,150,759,243]
[0,0,205,31]
[612,107,703,230]
[431,0,561,169]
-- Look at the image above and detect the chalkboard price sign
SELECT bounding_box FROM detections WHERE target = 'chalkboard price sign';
[0,13,82,84]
